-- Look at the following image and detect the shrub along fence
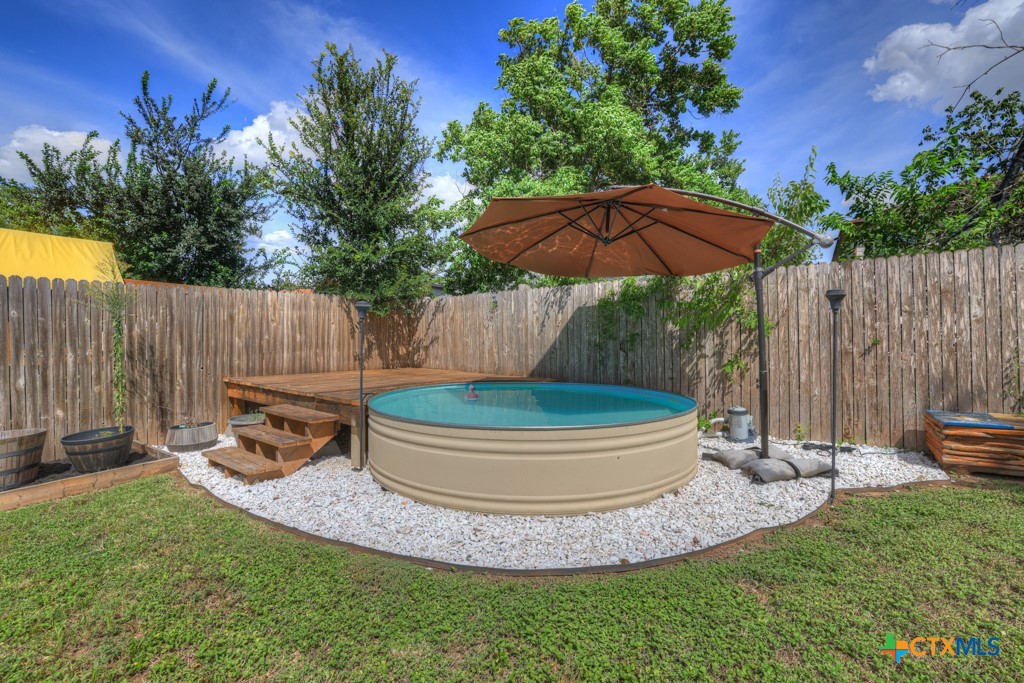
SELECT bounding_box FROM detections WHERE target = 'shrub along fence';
[2,244,1023,461]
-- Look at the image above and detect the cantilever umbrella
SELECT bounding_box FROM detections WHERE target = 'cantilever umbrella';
[461,183,833,458]
[460,184,774,277]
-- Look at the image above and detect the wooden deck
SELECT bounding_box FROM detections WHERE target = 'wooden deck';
[225,369,545,467]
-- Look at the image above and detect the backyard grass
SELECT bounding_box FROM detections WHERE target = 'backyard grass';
[0,475,1021,682]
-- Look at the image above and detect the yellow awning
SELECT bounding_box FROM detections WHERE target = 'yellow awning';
[0,228,122,283]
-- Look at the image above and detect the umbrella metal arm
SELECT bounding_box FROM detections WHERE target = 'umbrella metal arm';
[607,185,834,248]
[759,239,822,279]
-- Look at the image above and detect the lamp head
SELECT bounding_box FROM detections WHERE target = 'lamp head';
[825,289,846,313]
[355,300,371,321]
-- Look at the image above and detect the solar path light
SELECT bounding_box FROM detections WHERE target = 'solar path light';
[825,288,846,503]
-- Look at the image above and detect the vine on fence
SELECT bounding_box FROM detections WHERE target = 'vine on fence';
[1004,347,1024,415]
[591,150,842,369]
[594,268,765,354]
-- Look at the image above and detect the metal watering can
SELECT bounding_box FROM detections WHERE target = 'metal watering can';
[709,406,754,441]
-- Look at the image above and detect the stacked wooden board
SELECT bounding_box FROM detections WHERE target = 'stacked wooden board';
[925,410,1024,476]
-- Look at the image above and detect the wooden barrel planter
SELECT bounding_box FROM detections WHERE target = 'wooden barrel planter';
[61,426,135,473]
[226,413,265,436]
[0,428,48,491]
[164,421,218,452]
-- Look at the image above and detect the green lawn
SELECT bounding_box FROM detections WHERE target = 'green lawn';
[1,475,1021,682]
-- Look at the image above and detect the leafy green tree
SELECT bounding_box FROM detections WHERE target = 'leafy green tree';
[827,89,1024,259]
[10,73,276,287]
[114,73,275,286]
[266,44,445,309]
[438,0,745,294]
[0,179,48,233]
[8,133,121,237]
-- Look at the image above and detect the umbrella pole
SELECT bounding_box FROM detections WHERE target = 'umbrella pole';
[753,247,769,458]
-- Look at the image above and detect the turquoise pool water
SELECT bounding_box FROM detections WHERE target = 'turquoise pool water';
[368,382,697,429]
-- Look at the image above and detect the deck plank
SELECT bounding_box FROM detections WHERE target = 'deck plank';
[225,368,546,406]
[234,424,311,448]
[260,404,340,424]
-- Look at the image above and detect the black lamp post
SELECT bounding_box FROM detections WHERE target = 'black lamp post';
[825,288,846,503]
[355,300,371,470]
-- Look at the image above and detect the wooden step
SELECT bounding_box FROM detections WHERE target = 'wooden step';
[204,446,283,485]
[260,404,339,425]
[234,424,311,449]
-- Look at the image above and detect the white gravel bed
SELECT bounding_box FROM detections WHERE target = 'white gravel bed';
[173,435,948,570]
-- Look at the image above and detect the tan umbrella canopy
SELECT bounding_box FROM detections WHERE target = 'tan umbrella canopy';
[460,184,774,277]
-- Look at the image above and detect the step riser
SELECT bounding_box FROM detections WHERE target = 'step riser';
[265,416,338,451]
[236,437,312,464]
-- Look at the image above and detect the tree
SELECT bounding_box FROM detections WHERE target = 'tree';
[827,89,1024,259]
[113,73,275,286]
[0,179,48,233]
[437,0,746,294]
[7,133,121,237]
[11,73,276,288]
[266,44,445,309]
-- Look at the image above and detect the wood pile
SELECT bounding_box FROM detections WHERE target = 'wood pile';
[925,410,1024,476]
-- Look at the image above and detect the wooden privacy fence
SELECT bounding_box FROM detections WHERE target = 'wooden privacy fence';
[411,244,1024,451]
[0,277,415,460]
[2,244,1023,460]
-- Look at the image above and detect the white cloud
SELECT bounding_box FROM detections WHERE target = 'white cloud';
[217,101,306,166]
[865,0,1024,107]
[248,212,304,255]
[261,229,294,245]
[425,173,472,207]
[0,125,114,183]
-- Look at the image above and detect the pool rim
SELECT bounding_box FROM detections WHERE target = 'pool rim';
[366,381,698,432]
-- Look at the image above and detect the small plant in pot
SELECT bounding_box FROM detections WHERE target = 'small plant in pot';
[61,271,135,473]
[164,416,218,452]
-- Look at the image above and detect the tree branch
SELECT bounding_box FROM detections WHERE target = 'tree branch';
[926,19,1024,108]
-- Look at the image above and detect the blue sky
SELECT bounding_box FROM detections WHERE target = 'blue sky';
[3,0,1023,255]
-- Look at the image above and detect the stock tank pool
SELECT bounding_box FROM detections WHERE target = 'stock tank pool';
[367,383,698,515]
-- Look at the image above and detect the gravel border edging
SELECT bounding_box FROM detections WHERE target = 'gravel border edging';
[170,470,955,577]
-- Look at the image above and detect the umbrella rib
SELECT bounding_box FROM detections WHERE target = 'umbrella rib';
[623,201,770,223]
[506,222,574,263]
[610,218,661,243]
[463,198,628,236]
[555,211,603,240]
[634,230,674,275]
[583,234,600,278]
[576,199,605,238]
[615,205,754,260]
[607,207,658,242]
